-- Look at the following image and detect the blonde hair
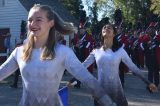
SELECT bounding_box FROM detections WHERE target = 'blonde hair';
[22,4,77,62]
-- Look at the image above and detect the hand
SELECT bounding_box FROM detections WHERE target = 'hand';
[66,81,77,88]
[148,83,158,93]
[66,82,73,88]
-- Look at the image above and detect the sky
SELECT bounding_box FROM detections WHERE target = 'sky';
[81,0,93,16]
[81,0,115,21]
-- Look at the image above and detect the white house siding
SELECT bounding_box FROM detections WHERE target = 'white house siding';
[0,0,28,50]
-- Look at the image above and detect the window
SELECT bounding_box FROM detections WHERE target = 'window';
[0,0,5,7]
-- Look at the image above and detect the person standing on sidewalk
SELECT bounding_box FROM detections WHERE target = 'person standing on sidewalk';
[0,4,116,106]
[82,24,157,106]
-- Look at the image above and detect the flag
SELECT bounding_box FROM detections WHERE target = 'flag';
[58,87,68,106]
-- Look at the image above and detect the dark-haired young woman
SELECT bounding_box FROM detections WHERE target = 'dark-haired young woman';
[83,24,157,106]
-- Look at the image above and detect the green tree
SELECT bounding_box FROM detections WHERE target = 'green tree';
[60,0,82,20]
[150,0,160,16]
[83,0,112,35]
[85,0,158,27]
[89,2,98,36]
[113,0,159,28]
[84,0,114,20]
[91,2,98,25]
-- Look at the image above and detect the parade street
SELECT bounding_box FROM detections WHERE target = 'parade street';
[0,70,160,106]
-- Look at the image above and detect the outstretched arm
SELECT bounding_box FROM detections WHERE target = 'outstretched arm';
[121,48,157,92]
[0,48,19,81]
[83,50,95,68]
[65,48,116,106]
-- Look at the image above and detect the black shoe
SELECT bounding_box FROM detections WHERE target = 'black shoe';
[10,85,18,88]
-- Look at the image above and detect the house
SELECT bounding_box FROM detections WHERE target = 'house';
[0,0,78,63]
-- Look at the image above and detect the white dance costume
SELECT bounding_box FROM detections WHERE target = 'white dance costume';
[0,44,114,106]
[83,46,150,106]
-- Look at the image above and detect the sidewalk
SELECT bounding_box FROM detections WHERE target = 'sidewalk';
[0,70,160,106]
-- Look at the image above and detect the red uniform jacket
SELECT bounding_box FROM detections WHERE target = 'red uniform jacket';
[155,34,160,67]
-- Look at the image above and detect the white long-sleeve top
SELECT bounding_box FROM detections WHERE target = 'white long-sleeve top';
[0,43,115,106]
[83,46,150,106]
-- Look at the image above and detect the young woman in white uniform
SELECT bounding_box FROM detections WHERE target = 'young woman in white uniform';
[0,4,116,106]
[83,24,157,106]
